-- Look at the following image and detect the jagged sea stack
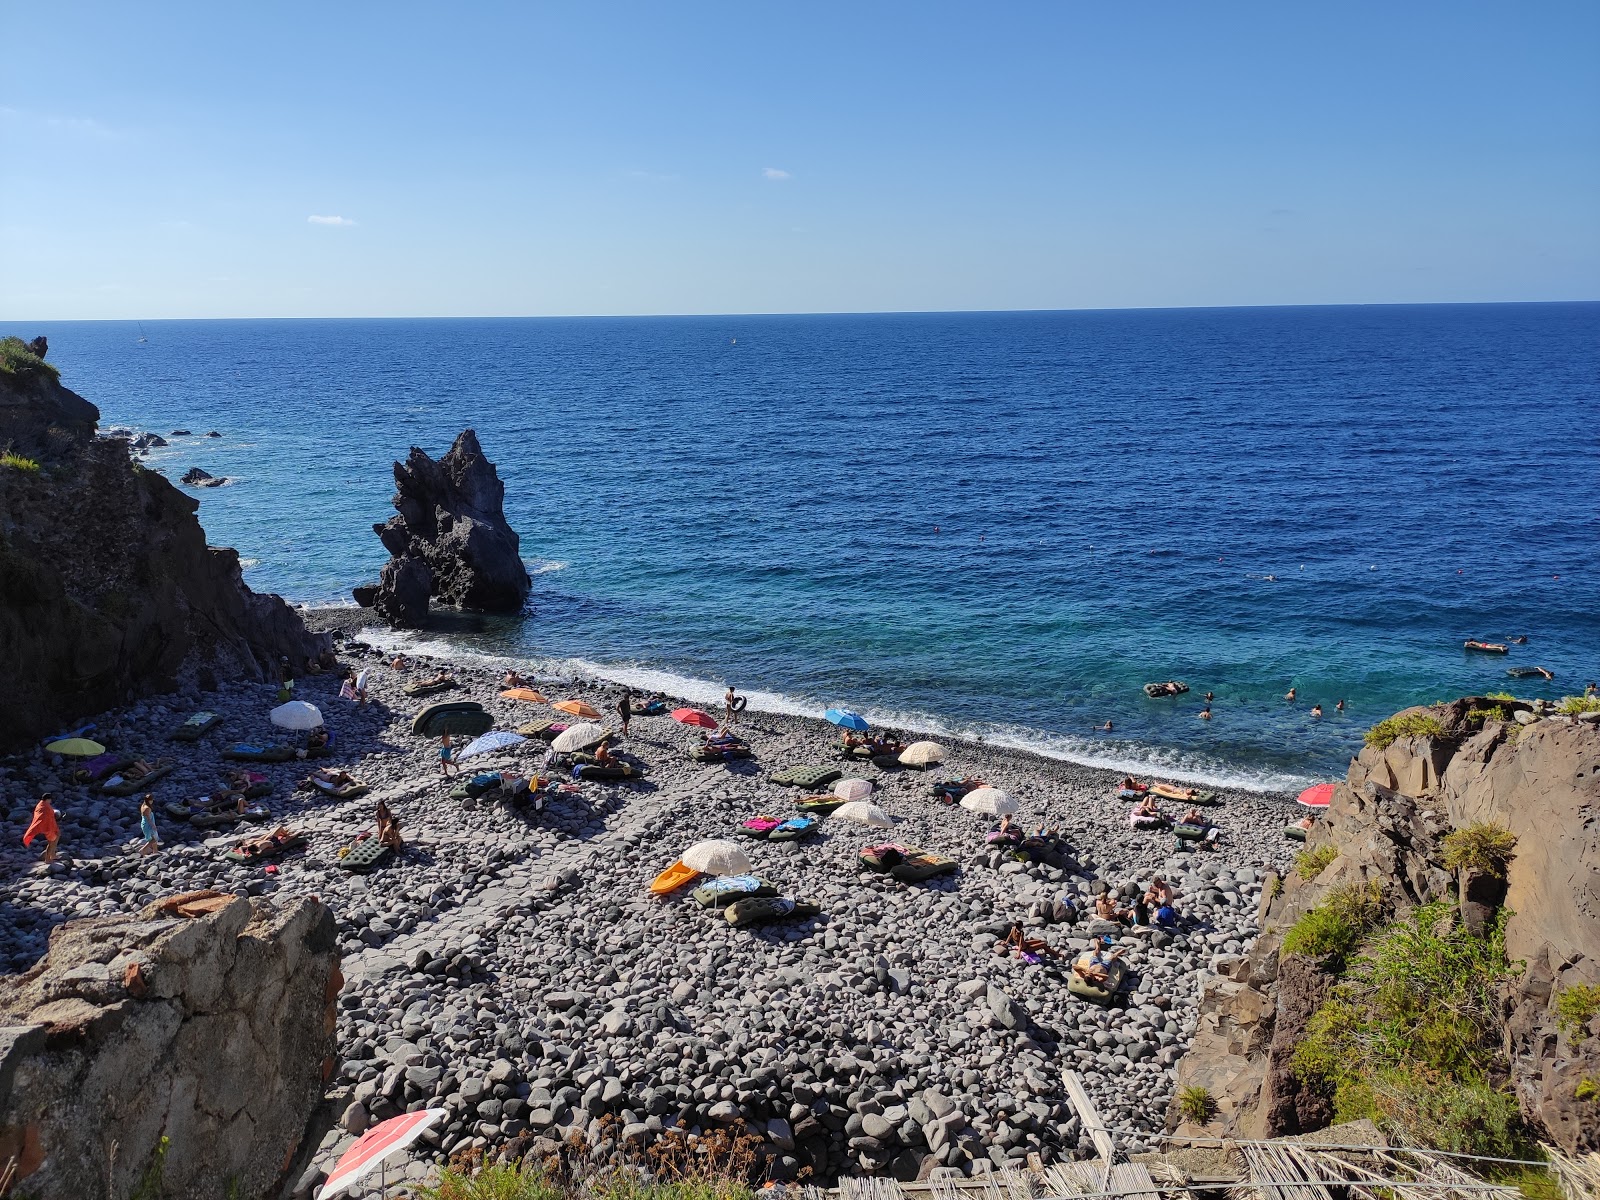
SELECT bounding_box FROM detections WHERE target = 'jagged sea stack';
[358,429,531,628]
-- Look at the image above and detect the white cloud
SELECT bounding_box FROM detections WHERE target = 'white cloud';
[307,214,357,227]
[762,167,791,181]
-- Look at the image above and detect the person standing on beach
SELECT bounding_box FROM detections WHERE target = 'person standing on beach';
[24,793,60,863]
[724,685,738,729]
[438,733,458,777]
[277,655,295,703]
[138,794,160,856]
[618,691,632,738]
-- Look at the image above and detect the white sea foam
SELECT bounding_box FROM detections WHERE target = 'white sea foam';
[528,560,568,575]
[238,558,260,568]
[354,629,1310,793]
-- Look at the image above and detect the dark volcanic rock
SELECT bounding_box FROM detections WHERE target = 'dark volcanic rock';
[362,429,531,628]
[181,466,226,487]
[0,343,329,751]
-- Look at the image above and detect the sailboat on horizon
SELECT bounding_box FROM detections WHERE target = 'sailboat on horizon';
[136,321,148,344]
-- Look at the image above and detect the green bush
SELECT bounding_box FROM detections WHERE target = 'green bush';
[1484,691,1517,702]
[1282,880,1383,960]
[1556,696,1600,716]
[1293,845,1338,880]
[1555,984,1600,1041]
[0,336,60,381]
[1364,711,1446,750]
[1465,705,1510,724]
[0,449,40,472]
[1293,902,1525,1155]
[423,1163,569,1200]
[422,1166,757,1200]
[1441,823,1517,879]
[1175,1084,1217,1124]
[1576,1077,1599,1102]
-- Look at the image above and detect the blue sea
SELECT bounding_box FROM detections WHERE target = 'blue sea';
[19,305,1599,790]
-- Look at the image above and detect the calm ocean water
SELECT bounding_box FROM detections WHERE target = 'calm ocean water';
[20,305,1600,789]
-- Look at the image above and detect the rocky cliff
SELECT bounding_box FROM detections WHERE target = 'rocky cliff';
[1170,698,1600,1155]
[0,891,340,1200]
[0,338,328,751]
[355,429,531,628]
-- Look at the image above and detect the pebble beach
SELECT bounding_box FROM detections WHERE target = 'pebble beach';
[0,621,1298,1191]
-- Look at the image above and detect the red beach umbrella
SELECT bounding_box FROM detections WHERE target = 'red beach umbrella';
[672,707,718,729]
[318,1108,446,1198]
[1297,782,1335,809]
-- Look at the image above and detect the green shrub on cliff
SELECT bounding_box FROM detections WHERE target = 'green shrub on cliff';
[1465,705,1510,724]
[1293,845,1338,880]
[1292,901,1526,1155]
[1556,984,1600,1041]
[1441,823,1517,879]
[1556,695,1600,716]
[0,335,60,381]
[1364,710,1446,750]
[0,449,41,472]
[1282,880,1383,961]
[1176,1085,1217,1124]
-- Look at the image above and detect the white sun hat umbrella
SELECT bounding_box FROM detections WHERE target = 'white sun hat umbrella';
[960,787,1018,816]
[833,778,874,802]
[681,839,753,876]
[898,740,946,767]
[551,722,608,753]
[270,701,323,731]
[830,801,893,828]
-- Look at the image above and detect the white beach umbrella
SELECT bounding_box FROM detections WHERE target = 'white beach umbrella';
[458,730,527,760]
[681,839,752,876]
[551,722,607,753]
[270,700,323,731]
[830,801,893,828]
[899,740,946,767]
[960,787,1018,816]
[833,778,874,802]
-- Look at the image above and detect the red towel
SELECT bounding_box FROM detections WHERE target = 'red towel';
[23,800,59,847]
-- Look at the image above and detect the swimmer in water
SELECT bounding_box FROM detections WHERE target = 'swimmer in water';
[1204,691,1214,702]
[1101,720,1113,732]
[1285,687,1297,702]
[1336,699,1346,712]
[1198,706,1212,720]
[1311,704,1323,717]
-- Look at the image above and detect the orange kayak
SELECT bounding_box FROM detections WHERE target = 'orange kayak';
[650,859,701,895]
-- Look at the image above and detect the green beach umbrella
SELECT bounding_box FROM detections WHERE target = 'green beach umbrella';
[45,737,106,757]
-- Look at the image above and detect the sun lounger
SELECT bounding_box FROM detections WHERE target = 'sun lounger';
[338,834,393,873]
[75,754,132,783]
[221,743,299,763]
[404,678,459,697]
[724,897,822,927]
[768,815,818,842]
[931,778,983,803]
[739,815,782,839]
[796,794,847,815]
[572,762,642,781]
[95,762,176,796]
[169,712,222,742]
[411,701,493,738]
[859,842,959,882]
[771,765,842,789]
[312,778,370,800]
[1069,954,1129,1005]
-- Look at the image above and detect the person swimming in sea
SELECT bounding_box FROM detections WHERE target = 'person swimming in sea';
[1285,687,1297,702]
[1310,704,1323,717]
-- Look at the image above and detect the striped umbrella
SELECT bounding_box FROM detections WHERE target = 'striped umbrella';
[318,1108,446,1198]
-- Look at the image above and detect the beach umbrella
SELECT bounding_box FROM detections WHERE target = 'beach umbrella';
[551,722,607,753]
[824,708,871,731]
[833,778,874,802]
[831,801,893,828]
[270,701,323,731]
[500,687,548,703]
[672,708,718,729]
[318,1108,447,1200]
[960,787,1018,816]
[899,740,946,767]
[44,737,106,758]
[1297,783,1335,809]
[458,731,527,760]
[681,839,752,876]
[553,699,601,720]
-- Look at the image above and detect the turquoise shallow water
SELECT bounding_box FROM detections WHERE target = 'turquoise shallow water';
[20,304,1600,789]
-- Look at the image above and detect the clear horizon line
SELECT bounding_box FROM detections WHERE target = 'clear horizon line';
[5,298,1597,325]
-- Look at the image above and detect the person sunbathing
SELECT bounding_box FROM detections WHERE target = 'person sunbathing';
[1119,775,1143,791]
[1145,876,1177,907]
[1131,795,1171,828]
[391,655,411,670]
[994,921,1063,959]
[310,768,357,789]
[1073,942,1128,984]
[1181,807,1211,826]
[988,813,1023,844]
[1094,892,1126,923]
[420,671,454,687]
[593,739,617,764]
[375,799,404,851]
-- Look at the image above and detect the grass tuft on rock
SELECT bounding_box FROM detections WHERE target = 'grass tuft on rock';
[1364,710,1446,750]
[1282,880,1383,961]
[0,335,60,382]
[1293,845,1338,880]
[1441,823,1517,879]
[1465,705,1510,724]
[1292,901,1528,1155]
[1556,695,1600,716]
[1176,1084,1217,1124]
[1555,984,1600,1041]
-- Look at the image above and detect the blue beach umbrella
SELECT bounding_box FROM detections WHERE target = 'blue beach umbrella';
[458,731,527,760]
[824,708,871,731]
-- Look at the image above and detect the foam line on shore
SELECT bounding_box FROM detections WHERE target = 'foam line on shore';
[351,625,1309,794]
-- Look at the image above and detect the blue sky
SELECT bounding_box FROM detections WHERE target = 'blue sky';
[3,1,1596,318]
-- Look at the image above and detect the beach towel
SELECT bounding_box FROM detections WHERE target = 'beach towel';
[691,875,778,907]
[767,815,817,841]
[23,800,58,847]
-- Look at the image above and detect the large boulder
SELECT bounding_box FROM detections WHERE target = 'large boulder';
[361,429,531,627]
[0,346,330,751]
[1170,702,1600,1154]
[0,892,341,1200]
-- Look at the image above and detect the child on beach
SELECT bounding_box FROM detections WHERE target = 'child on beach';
[138,795,160,856]
[24,794,60,863]
[438,733,458,777]
[724,685,739,728]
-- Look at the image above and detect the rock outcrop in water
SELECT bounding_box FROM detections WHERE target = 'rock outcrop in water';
[356,429,531,628]
[0,892,340,1200]
[0,338,329,752]
[1169,697,1600,1155]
